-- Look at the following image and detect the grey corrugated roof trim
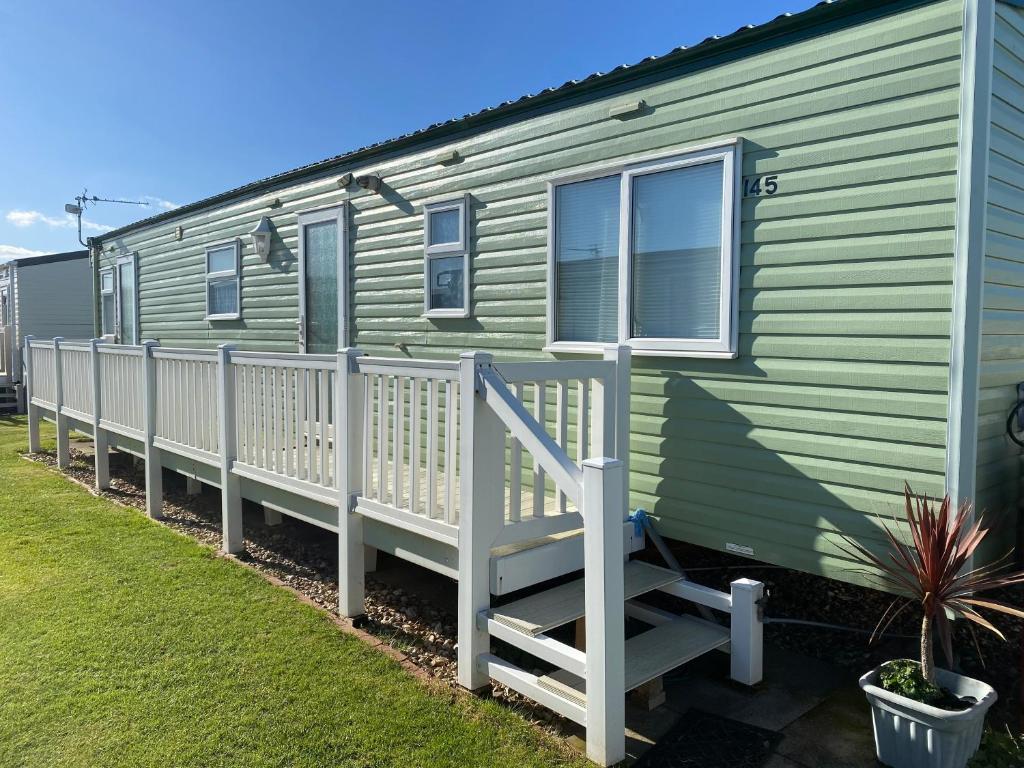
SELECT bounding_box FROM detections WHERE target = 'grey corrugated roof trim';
[97,0,907,243]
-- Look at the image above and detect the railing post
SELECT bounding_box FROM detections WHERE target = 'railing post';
[24,336,40,452]
[457,350,503,691]
[53,337,70,469]
[141,340,163,519]
[217,343,243,553]
[582,457,626,766]
[90,339,110,490]
[730,578,764,685]
[337,347,367,619]
[603,344,631,512]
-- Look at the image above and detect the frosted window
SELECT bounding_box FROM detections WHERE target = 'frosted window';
[428,209,461,246]
[207,278,238,317]
[304,220,339,354]
[631,161,724,339]
[554,176,619,343]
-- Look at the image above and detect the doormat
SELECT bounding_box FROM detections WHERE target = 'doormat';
[632,709,782,768]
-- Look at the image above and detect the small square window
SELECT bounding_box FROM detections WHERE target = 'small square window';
[428,209,461,246]
[423,197,470,318]
[205,241,240,320]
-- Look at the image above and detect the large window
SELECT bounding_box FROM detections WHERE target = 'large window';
[423,196,470,318]
[99,268,116,337]
[205,241,241,320]
[548,141,739,357]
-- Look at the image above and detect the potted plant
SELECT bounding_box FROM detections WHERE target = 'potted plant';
[844,484,1024,768]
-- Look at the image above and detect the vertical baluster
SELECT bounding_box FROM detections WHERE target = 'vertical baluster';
[393,376,404,507]
[177,359,185,444]
[273,367,282,473]
[306,367,316,483]
[376,375,386,502]
[533,380,547,518]
[409,378,420,514]
[578,379,590,465]
[237,365,247,463]
[426,379,438,519]
[252,366,262,468]
[211,364,220,454]
[212,360,220,454]
[295,368,306,480]
[445,380,457,525]
[189,359,198,448]
[284,367,293,477]
[279,367,287,475]
[362,374,372,496]
[556,379,568,514]
[508,382,523,523]
[318,369,329,486]
[234,363,244,460]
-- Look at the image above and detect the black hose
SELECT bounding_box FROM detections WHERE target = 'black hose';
[764,616,917,640]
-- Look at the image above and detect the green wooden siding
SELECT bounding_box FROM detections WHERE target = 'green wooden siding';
[98,0,965,584]
[976,1,1024,563]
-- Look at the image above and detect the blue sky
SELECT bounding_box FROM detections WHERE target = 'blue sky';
[0,0,798,260]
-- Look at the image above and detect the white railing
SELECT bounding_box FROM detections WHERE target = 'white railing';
[489,350,629,544]
[354,357,460,535]
[98,344,145,437]
[28,340,56,406]
[60,342,94,419]
[231,351,336,492]
[153,348,219,459]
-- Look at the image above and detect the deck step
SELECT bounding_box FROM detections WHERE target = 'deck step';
[537,615,731,706]
[488,561,679,637]
[489,520,645,596]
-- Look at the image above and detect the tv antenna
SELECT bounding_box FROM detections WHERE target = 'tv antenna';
[64,189,148,246]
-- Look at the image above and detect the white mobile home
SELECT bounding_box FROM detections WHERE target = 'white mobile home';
[0,250,91,410]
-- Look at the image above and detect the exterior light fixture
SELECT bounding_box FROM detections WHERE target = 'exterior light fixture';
[248,216,273,262]
[338,173,354,188]
[355,173,383,193]
[64,203,83,215]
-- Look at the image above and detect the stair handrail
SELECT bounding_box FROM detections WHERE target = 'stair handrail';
[478,366,583,507]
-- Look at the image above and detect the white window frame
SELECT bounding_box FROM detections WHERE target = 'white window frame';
[422,195,471,319]
[99,266,115,338]
[545,138,741,358]
[204,240,242,321]
[115,252,140,345]
[297,204,348,353]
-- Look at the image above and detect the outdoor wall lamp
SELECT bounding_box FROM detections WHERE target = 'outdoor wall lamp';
[355,173,383,193]
[249,216,273,262]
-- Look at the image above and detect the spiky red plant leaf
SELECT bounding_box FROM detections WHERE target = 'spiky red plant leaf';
[847,484,1024,678]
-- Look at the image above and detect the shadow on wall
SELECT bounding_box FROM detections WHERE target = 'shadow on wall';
[634,355,953,587]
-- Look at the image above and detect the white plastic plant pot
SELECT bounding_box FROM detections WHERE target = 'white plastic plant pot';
[859,661,997,768]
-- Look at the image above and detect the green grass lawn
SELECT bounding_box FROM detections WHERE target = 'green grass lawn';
[0,416,584,768]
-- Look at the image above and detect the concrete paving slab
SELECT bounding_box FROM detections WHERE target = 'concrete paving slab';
[662,644,848,731]
[772,685,876,768]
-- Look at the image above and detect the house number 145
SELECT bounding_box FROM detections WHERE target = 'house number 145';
[743,175,779,196]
